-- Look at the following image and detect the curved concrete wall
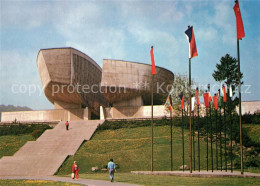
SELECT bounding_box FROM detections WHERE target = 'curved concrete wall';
[37,47,106,113]
[101,59,174,104]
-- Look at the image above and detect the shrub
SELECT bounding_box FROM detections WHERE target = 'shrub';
[0,124,51,136]
[31,129,44,139]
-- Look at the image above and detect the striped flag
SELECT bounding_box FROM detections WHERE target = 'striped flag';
[168,95,173,111]
[179,94,184,110]
[220,83,224,96]
[150,46,157,75]
[185,26,198,59]
[208,92,212,102]
[233,0,245,40]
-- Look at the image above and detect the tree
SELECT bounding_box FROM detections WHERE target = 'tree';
[167,73,197,116]
[212,53,243,108]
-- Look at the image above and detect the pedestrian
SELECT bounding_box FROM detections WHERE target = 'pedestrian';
[72,161,80,179]
[107,158,116,182]
[65,121,69,131]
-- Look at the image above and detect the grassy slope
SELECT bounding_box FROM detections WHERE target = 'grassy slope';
[0,134,34,158]
[244,124,260,144]
[0,124,259,185]
[57,125,234,174]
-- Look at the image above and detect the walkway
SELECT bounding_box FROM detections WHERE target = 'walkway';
[0,120,104,176]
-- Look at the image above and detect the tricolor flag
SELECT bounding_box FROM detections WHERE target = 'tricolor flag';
[150,46,157,75]
[222,85,227,103]
[195,88,200,106]
[213,94,218,110]
[203,92,209,108]
[191,97,195,112]
[207,84,211,102]
[233,0,245,40]
[185,26,198,59]
[208,92,212,102]
[179,94,184,110]
[168,95,173,111]
[229,85,233,97]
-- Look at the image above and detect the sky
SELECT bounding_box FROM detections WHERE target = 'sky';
[0,0,259,110]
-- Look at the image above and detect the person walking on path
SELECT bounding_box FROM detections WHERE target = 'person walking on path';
[72,161,80,179]
[65,121,69,131]
[107,159,116,182]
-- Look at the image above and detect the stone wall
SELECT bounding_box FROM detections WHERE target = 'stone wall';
[101,105,170,119]
[235,101,260,115]
[1,108,91,122]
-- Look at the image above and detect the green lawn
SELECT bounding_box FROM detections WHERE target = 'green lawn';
[57,125,248,174]
[0,179,82,186]
[0,134,34,158]
[66,173,260,186]
[0,122,259,186]
[243,124,260,144]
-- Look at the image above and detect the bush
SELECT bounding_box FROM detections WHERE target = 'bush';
[97,117,172,131]
[0,124,51,136]
[31,129,44,139]
[242,111,260,124]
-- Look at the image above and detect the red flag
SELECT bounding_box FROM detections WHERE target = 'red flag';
[185,26,198,59]
[195,89,200,106]
[233,0,245,40]
[222,85,227,103]
[213,94,218,110]
[203,93,209,108]
[150,46,156,75]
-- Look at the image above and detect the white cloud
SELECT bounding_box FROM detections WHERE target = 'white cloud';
[212,1,236,45]
[196,27,218,43]
[1,1,53,29]
[52,1,127,64]
[0,50,52,109]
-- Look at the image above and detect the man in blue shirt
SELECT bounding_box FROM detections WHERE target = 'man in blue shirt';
[107,159,116,182]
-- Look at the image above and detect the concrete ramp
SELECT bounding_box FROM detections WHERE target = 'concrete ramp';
[0,120,104,176]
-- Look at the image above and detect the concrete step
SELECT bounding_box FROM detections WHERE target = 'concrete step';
[0,120,104,176]
[0,155,67,176]
[14,140,84,156]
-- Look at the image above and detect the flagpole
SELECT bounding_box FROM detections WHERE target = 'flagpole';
[151,74,154,172]
[210,101,213,172]
[215,97,218,171]
[224,99,227,172]
[182,108,184,172]
[229,89,233,173]
[233,0,244,175]
[237,39,243,175]
[219,89,223,171]
[197,103,200,172]
[206,102,209,172]
[170,108,173,171]
[208,85,213,173]
[189,58,192,173]
[193,110,195,171]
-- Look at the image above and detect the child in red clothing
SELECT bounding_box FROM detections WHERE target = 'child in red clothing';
[65,121,69,131]
[72,161,79,179]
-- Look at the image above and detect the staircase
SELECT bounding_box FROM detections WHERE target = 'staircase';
[0,120,104,176]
